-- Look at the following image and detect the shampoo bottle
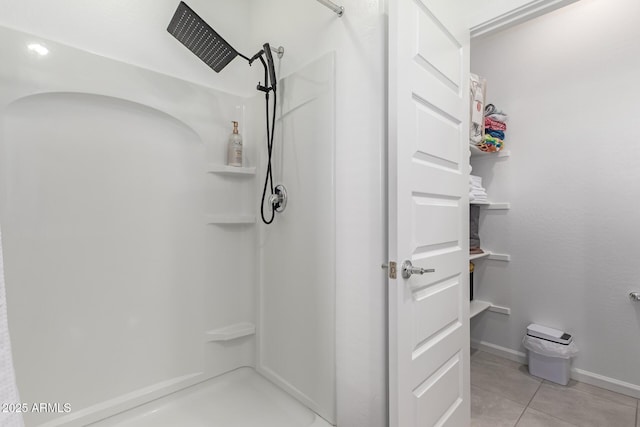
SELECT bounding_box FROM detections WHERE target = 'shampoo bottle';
[227,121,243,167]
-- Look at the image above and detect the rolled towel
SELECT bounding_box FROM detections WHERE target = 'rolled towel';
[486,129,505,140]
[484,103,508,122]
[483,134,504,149]
[484,117,506,131]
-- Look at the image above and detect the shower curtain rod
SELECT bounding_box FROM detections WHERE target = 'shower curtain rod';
[316,0,344,17]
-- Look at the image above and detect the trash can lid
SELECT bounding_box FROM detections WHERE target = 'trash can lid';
[526,323,572,345]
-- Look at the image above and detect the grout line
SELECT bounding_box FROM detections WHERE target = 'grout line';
[512,380,543,426]
[526,380,543,407]
[470,351,540,409]
[636,399,638,427]
[511,404,527,427]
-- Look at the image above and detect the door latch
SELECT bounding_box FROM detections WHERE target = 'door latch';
[381,261,397,279]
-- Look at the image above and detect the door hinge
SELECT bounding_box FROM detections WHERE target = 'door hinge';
[381,261,397,279]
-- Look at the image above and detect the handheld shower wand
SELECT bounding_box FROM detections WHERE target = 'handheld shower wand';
[167,2,285,224]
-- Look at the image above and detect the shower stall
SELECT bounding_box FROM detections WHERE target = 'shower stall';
[0,1,348,424]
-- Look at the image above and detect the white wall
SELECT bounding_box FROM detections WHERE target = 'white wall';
[470,0,640,393]
[257,53,336,423]
[248,2,388,426]
[0,0,255,95]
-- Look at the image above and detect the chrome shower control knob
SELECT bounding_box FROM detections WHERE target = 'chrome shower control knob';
[270,185,287,213]
[401,260,435,279]
[629,292,640,302]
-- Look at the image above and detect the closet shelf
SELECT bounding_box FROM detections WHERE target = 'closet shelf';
[207,164,256,175]
[470,201,511,210]
[205,322,256,342]
[206,215,256,225]
[469,251,511,262]
[470,251,490,261]
[470,300,511,318]
[470,300,492,318]
[470,145,511,158]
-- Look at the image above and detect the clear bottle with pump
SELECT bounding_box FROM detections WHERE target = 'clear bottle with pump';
[227,121,243,167]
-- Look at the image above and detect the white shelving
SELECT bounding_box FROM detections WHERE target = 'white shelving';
[207,164,256,176]
[470,251,490,261]
[470,201,511,210]
[469,300,511,318]
[470,251,511,262]
[470,145,511,158]
[470,300,491,318]
[205,322,256,342]
[484,202,511,210]
[469,140,512,321]
[206,215,256,225]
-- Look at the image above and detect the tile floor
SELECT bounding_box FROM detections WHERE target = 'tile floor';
[471,349,639,427]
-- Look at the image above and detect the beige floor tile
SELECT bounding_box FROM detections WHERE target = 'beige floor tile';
[474,350,525,371]
[471,353,542,405]
[516,408,577,427]
[545,379,638,408]
[543,380,637,408]
[530,383,636,427]
[471,385,525,427]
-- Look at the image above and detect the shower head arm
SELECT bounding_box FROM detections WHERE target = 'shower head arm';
[247,49,265,66]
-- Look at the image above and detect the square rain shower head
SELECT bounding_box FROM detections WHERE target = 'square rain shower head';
[167,1,239,73]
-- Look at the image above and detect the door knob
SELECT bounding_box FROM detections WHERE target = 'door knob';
[401,260,435,279]
[630,292,640,302]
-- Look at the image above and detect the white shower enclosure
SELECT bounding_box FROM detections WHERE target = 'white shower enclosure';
[0,25,335,426]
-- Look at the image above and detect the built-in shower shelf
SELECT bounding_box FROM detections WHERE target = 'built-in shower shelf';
[205,322,256,342]
[206,215,256,225]
[207,164,256,175]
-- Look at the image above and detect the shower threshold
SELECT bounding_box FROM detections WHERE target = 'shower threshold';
[89,367,332,427]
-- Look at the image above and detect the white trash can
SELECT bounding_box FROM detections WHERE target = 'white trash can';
[522,324,579,386]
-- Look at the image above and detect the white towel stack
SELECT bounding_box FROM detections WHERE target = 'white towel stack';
[469,175,488,202]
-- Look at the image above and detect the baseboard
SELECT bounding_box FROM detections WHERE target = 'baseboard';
[471,339,527,364]
[471,339,640,399]
[571,368,640,399]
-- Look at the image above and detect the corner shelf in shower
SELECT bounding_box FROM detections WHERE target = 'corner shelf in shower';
[206,215,256,225]
[207,164,256,176]
[205,322,256,342]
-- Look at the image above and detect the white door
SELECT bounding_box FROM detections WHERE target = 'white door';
[388,0,470,426]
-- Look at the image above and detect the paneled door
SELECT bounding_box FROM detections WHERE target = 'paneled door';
[388,0,470,425]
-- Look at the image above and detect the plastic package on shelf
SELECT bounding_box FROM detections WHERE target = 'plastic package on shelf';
[522,335,579,359]
[469,73,486,146]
